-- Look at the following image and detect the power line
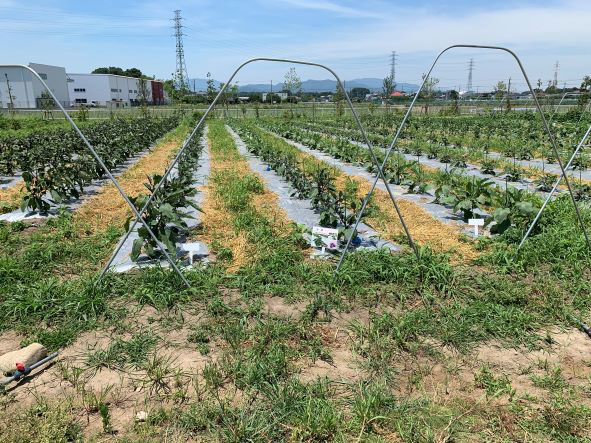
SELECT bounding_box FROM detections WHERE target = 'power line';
[172,10,189,90]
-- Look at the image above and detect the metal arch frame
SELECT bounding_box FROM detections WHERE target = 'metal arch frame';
[0,64,190,287]
[99,57,417,282]
[518,124,591,250]
[335,44,590,272]
[550,91,569,121]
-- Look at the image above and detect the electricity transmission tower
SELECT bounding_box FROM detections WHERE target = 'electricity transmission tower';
[390,51,397,83]
[467,58,474,92]
[553,61,559,87]
[172,10,189,90]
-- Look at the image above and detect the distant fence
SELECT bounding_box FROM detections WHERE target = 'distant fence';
[0,99,582,121]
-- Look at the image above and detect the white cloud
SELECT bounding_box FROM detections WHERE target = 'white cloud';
[275,0,382,18]
[242,0,590,86]
[277,1,588,58]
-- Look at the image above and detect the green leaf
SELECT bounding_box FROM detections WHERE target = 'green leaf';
[131,239,143,261]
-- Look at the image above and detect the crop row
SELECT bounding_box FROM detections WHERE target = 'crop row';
[278,118,591,196]
[344,111,587,150]
[294,115,590,170]
[228,120,370,241]
[0,114,185,212]
[127,121,205,262]
[259,119,551,237]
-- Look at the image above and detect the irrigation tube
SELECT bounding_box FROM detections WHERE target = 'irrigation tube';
[0,352,59,389]
[518,124,591,251]
[100,58,417,283]
[0,65,190,288]
[337,44,591,271]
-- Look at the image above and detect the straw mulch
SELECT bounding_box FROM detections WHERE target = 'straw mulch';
[0,181,24,213]
[193,128,292,272]
[74,136,185,235]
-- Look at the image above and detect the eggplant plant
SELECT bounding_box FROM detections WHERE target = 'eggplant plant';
[480,158,498,175]
[442,176,494,222]
[573,183,591,202]
[486,187,539,235]
[536,174,555,192]
[406,164,430,194]
[380,155,415,185]
[503,164,524,182]
[432,169,460,204]
[426,144,440,159]
[127,173,201,261]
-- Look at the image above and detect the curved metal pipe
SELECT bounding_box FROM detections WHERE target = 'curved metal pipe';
[100,57,417,280]
[0,64,190,287]
[336,44,590,270]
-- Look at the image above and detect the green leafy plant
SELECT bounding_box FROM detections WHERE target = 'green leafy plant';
[126,174,201,261]
[486,187,539,235]
[407,164,430,194]
[426,144,440,159]
[443,176,494,222]
[503,164,524,182]
[573,183,591,202]
[480,158,498,175]
[536,174,555,192]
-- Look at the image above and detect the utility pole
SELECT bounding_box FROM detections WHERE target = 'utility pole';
[553,61,559,87]
[4,73,15,113]
[193,79,195,93]
[172,10,189,90]
[467,58,474,92]
[390,51,397,84]
[270,80,273,116]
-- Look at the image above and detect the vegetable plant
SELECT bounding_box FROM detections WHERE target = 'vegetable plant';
[442,176,494,222]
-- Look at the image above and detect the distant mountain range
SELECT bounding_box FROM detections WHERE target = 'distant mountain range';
[187,77,419,93]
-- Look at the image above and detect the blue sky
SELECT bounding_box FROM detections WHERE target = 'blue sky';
[2,0,589,90]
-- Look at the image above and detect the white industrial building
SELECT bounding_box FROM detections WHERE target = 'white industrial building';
[67,74,167,108]
[0,63,70,109]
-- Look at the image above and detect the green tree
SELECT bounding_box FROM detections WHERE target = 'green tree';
[578,76,591,111]
[284,67,302,118]
[419,74,439,114]
[448,90,460,114]
[350,87,370,101]
[137,77,151,118]
[545,80,558,95]
[283,67,302,96]
[382,75,395,98]
[39,90,54,120]
[206,72,217,103]
[124,68,144,78]
[334,84,346,118]
[493,81,507,100]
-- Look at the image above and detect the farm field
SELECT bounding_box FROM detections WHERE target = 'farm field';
[0,109,591,442]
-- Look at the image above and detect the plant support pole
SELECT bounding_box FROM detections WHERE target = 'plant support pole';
[337,45,591,266]
[518,124,591,250]
[0,65,190,288]
[99,58,415,279]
